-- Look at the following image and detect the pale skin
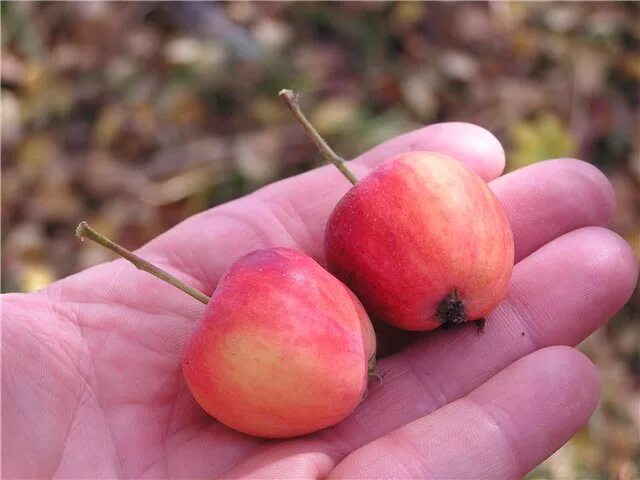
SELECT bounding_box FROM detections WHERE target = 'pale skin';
[3,122,638,479]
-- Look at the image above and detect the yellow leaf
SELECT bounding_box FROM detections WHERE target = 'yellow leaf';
[508,114,576,171]
[93,105,126,148]
[392,2,425,27]
[310,98,358,136]
[21,264,55,293]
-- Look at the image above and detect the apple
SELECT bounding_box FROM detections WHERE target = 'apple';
[182,247,376,438]
[75,222,376,438]
[279,90,514,332]
[325,152,514,331]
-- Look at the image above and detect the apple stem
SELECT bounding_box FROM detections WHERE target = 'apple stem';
[75,221,210,305]
[279,89,358,185]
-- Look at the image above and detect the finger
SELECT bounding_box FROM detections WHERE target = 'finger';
[328,346,601,479]
[354,122,505,180]
[325,227,636,452]
[139,123,505,291]
[492,158,615,262]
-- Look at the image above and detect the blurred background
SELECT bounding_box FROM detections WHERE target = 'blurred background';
[1,2,638,477]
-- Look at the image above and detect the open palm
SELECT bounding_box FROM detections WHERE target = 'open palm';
[3,123,637,479]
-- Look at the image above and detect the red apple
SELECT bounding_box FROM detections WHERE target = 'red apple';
[325,152,514,331]
[76,222,376,439]
[182,247,376,438]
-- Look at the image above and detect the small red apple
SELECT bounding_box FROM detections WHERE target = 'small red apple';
[182,247,376,438]
[279,90,513,332]
[325,152,514,331]
[75,223,376,438]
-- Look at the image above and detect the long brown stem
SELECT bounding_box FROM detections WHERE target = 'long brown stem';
[279,89,358,185]
[76,221,210,305]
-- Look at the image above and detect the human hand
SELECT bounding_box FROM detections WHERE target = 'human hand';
[3,123,637,479]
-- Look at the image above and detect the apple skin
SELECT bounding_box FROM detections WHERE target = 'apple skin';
[325,152,514,331]
[182,247,376,438]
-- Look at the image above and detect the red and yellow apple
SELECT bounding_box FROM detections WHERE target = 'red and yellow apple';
[325,152,514,331]
[182,247,376,438]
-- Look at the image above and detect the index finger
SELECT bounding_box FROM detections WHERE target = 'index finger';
[143,122,505,295]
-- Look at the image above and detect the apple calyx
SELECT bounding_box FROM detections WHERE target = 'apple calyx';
[436,289,466,328]
[367,353,381,381]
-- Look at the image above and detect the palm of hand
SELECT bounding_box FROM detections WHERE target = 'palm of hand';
[3,123,637,479]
